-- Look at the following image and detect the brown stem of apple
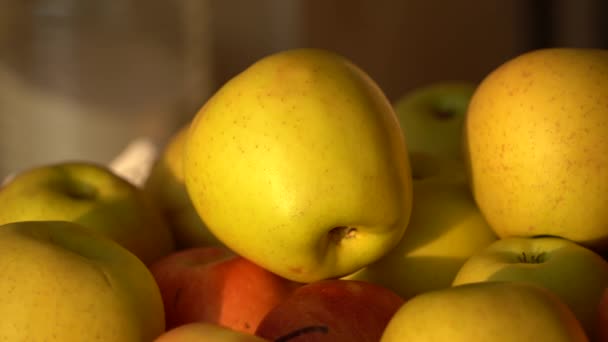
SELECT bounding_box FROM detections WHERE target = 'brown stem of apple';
[274,325,329,342]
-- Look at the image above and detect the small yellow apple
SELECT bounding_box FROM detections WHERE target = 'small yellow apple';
[452,236,608,339]
[0,161,175,264]
[394,81,476,161]
[144,125,223,248]
[184,48,413,282]
[380,281,588,342]
[464,47,608,249]
[344,176,496,299]
[0,221,166,341]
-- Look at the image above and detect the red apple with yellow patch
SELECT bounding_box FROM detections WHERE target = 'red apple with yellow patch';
[149,246,301,334]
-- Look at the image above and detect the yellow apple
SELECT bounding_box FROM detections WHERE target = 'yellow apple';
[184,48,413,283]
[155,322,269,342]
[0,220,165,341]
[344,176,496,299]
[394,81,476,161]
[452,236,608,339]
[0,161,175,264]
[144,125,223,248]
[380,281,588,342]
[464,48,608,249]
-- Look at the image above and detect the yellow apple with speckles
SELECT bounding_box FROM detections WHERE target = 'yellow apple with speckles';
[380,281,588,342]
[184,48,413,283]
[452,236,608,339]
[0,221,165,341]
[464,48,608,250]
[344,176,497,299]
[144,125,223,248]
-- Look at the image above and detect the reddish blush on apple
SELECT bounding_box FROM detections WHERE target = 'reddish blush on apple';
[598,287,608,342]
[149,246,302,334]
[255,279,405,342]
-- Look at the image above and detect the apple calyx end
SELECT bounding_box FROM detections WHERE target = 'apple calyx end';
[328,226,357,245]
[64,182,98,201]
[432,108,456,120]
[517,251,546,264]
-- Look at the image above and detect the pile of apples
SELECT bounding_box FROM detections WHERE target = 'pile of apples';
[1,47,608,342]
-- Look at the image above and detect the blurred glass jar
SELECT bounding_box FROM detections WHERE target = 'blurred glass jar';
[0,0,212,179]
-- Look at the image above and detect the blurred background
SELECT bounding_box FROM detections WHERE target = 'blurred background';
[1,0,607,179]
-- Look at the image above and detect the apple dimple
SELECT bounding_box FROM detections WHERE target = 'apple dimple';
[328,226,358,245]
[64,181,98,201]
[432,108,456,120]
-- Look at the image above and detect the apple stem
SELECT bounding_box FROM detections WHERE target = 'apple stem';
[518,251,546,264]
[274,325,329,342]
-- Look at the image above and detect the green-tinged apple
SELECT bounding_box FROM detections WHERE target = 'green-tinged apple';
[149,246,301,334]
[155,322,269,342]
[0,221,165,341]
[452,236,608,339]
[408,151,467,183]
[144,125,222,248]
[255,279,405,342]
[464,48,608,249]
[380,281,588,342]
[344,177,497,299]
[184,48,412,282]
[0,161,175,264]
[394,81,476,162]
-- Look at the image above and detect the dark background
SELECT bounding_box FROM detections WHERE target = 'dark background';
[210,0,608,102]
[0,0,607,178]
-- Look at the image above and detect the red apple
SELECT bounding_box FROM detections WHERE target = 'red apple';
[255,279,405,342]
[149,246,301,334]
[155,322,269,342]
[598,288,608,342]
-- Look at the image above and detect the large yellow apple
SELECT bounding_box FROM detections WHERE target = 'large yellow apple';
[0,221,165,341]
[380,281,588,342]
[464,48,608,249]
[184,48,413,283]
[144,125,223,248]
[452,236,608,339]
[344,176,496,299]
[0,161,175,264]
